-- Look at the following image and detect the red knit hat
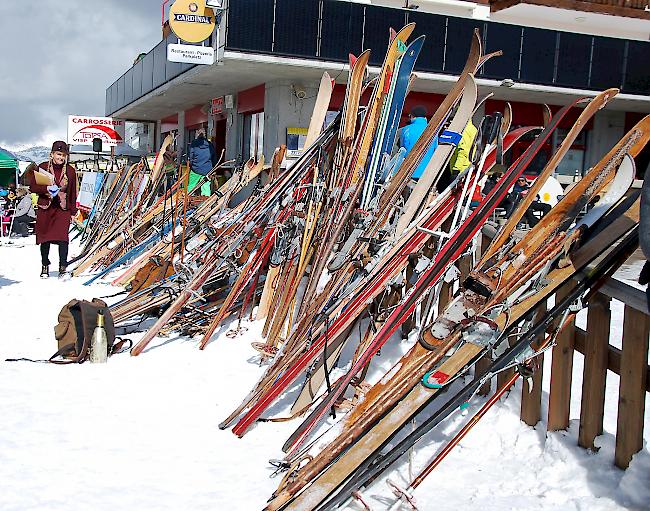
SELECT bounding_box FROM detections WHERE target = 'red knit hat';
[51,140,69,154]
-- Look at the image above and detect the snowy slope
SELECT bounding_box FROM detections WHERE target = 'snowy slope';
[0,236,648,511]
[0,145,51,163]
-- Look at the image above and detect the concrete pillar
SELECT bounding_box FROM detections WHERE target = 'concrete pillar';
[226,94,242,163]
[263,79,320,160]
[584,110,625,171]
[155,120,162,151]
[177,110,185,166]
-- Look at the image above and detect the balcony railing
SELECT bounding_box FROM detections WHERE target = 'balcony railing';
[105,34,197,116]
[106,0,650,116]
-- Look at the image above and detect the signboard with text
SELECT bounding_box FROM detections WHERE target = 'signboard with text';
[67,116,125,147]
[169,0,216,43]
[211,96,224,115]
[167,43,215,65]
[286,127,308,158]
[78,171,99,211]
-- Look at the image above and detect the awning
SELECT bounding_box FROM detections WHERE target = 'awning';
[0,150,18,187]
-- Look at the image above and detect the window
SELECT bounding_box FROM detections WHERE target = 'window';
[243,112,264,161]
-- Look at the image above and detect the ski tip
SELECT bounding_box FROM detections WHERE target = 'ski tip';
[389,27,397,42]
[601,87,620,100]
[349,53,357,67]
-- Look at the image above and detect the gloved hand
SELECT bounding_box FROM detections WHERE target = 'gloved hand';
[47,185,60,198]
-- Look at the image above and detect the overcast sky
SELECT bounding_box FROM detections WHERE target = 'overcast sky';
[0,0,162,150]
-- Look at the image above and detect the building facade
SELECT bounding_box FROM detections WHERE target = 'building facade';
[106,0,650,176]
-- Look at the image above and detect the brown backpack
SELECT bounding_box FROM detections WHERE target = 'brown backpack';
[52,298,117,364]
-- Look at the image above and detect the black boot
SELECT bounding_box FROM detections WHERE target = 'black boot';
[40,265,49,279]
[58,266,69,280]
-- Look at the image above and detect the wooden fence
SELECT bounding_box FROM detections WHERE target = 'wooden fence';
[445,234,649,470]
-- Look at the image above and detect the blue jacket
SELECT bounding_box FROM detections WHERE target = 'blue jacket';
[400,117,439,180]
[189,136,216,176]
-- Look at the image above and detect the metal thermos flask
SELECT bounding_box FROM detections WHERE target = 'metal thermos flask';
[89,311,108,363]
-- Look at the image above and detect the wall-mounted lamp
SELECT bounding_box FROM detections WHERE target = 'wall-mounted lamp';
[292,85,307,99]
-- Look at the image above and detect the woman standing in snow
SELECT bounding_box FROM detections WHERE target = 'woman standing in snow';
[27,141,77,278]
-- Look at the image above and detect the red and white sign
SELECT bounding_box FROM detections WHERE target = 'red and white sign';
[211,97,224,115]
[67,115,125,146]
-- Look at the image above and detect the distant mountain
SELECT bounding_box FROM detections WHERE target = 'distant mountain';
[11,146,51,163]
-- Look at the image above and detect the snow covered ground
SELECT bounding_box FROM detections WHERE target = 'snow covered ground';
[1,236,648,511]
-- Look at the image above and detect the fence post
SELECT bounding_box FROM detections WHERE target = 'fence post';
[474,354,492,396]
[547,283,576,431]
[521,300,547,426]
[578,292,611,450]
[615,305,650,469]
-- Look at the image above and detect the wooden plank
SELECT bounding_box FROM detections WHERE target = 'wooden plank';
[256,266,280,321]
[615,306,650,469]
[574,328,650,392]
[521,301,547,426]
[497,343,516,392]
[578,292,611,450]
[547,283,576,431]
[599,278,648,314]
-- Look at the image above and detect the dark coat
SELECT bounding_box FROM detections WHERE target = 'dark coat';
[189,136,216,176]
[28,162,77,244]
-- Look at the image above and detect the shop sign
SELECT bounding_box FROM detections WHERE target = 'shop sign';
[286,127,308,158]
[169,0,216,43]
[167,43,215,65]
[68,115,125,146]
[211,96,225,115]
